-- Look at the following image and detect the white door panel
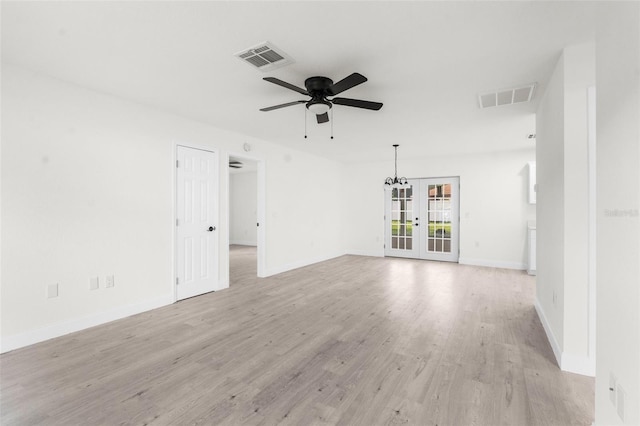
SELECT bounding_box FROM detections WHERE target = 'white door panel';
[176,146,219,300]
[384,179,420,258]
[419,177,459,262]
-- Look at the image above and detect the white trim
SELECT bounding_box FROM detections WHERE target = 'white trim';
[230,240,258,247]
[256,160,266,278]
[587,85,597,372]
[458,257,526,270]
[0,295,173,354]
[535,297,595,377]
[263,251,345,277]
[561,352,596,377]
[171,145,178,302]
[534,299,562,368]
[346,249,384,257]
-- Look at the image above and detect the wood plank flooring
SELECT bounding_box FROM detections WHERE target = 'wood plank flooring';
[1,246,594,425]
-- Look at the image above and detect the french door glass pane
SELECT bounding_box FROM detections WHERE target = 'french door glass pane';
[426,183,452,253]
[390,185,414,251]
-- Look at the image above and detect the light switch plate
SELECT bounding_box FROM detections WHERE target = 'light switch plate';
[47,283,59,298]
[105,275,115,288]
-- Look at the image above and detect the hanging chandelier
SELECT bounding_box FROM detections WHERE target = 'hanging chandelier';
[384,144,408,189]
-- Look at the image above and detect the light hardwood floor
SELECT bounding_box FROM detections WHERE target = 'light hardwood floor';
[1,246,593,425]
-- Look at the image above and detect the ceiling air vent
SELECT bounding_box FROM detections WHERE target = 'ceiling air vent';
[478,83,537,109]
[234,41,293,72]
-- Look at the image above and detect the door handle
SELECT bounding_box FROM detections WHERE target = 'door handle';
[208,226,216,232]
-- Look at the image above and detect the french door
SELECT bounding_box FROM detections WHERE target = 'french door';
[176,145,220,300]
[384,177,459,262]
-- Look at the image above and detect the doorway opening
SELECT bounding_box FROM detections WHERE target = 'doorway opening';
[228,153,265,285]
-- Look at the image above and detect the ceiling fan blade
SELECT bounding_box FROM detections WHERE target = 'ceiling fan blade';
[260,100,306,112]
[229,164,242,169]
[332,97,383,111]
[316,112,329,124]
[327,73,367,96]
[263,77,309,95]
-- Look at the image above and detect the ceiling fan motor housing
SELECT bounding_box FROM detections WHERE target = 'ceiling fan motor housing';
[304,76,333,93]
[305,77,333,113]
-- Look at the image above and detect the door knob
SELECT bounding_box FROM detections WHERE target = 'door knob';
[208,226,216,232]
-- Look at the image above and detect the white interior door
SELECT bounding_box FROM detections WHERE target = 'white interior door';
[385,177,459,262]
[176,146,219,300]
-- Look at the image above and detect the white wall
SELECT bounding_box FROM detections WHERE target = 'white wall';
[1,65,345,352]
[594,3,640,424]
[229,171,257,246]
[262,148,345,276]
[345,146,536,269]
[563,43,595,371]
[536,50,565,358]
[535,43,595,376]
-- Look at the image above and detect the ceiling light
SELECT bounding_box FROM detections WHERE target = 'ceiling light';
[307,100,331,115]
[384,144,408,189]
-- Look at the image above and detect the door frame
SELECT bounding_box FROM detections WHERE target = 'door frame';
[226,151,266,278]
[172,142,221,302]
[587,85,596,374]
[384,176,460,262]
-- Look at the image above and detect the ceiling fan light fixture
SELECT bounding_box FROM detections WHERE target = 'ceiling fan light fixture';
[307,100,331,115]
[384,144,409,190]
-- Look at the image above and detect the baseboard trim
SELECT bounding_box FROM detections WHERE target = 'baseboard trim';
[459,257,526,270]
[0,295,174,354]
[534,299,562,368]
[229,240,257,247]
[561,352,595,377]
[534,299,595,377]
[345,249,384,257]
[264,251,345,277]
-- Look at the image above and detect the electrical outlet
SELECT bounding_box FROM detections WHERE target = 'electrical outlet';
[609,372,617,405]
[89,277,99,291]
[105,275,115,288]
[617,384,625,421]
[47,283,59,298]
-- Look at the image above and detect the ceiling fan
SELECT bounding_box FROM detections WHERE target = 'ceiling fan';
[260,72,383,124]
[229,160,243,169]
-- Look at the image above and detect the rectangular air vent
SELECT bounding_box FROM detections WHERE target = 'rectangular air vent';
[234,41,293,72]
[478,83,537,109]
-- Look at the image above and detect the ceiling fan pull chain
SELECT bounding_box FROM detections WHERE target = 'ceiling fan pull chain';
[304,107,307,139]
[330,108,334,140]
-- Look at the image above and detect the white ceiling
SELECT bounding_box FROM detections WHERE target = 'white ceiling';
[1,1,596,163]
